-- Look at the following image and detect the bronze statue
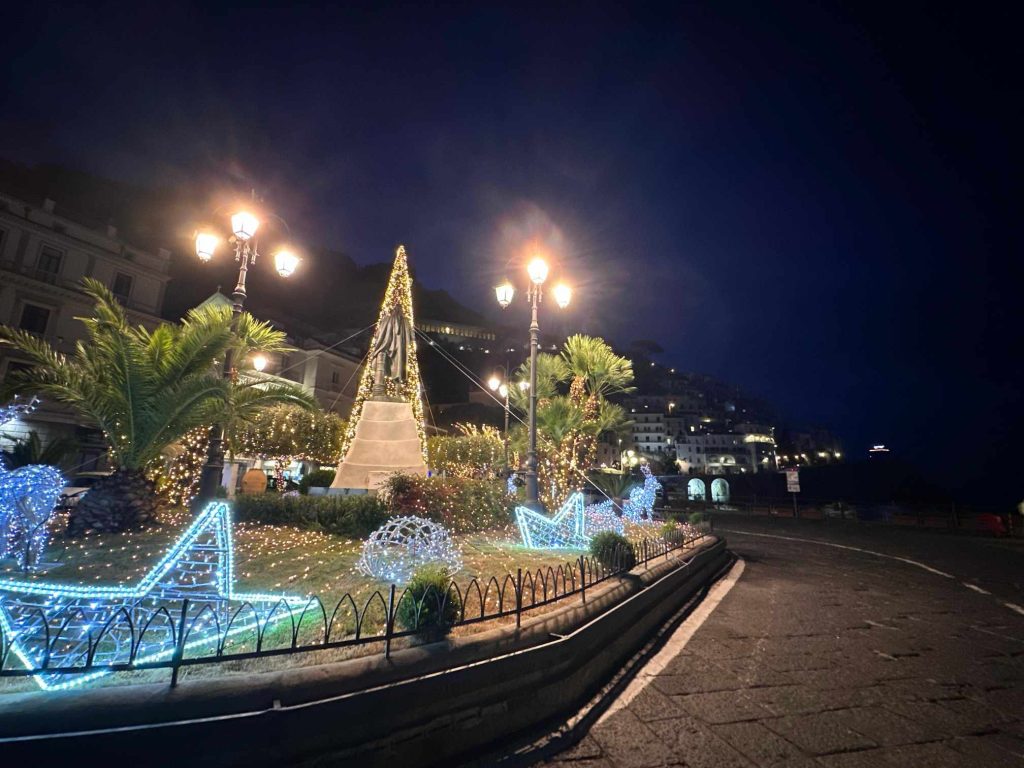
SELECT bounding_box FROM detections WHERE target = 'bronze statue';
[371,304,413,397]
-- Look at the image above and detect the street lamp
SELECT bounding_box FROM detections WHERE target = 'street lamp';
[488,368,527,475]
[495,252,571,512]
[193,206,301,506]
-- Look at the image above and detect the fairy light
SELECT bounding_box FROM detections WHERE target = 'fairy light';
[0,464,64,569]
[153,427,209,507]
[0,502,306,690]
[357,516,462,584]
[515,492,589,550]
[340,245,427,464]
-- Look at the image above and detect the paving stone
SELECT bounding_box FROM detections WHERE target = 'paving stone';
[937,697,1015,730]
[646,716,756,768]
[761,711,877,755]
[624,685,691,722]
[587,709,678,767]
[946,735,1024,767]
[828,706,942,746]
[711,720,808,765]
[814,750,893,768]
[651,671,747,696]
[674,690,774,724]
[874,741,967,767]
[555,735,604,761]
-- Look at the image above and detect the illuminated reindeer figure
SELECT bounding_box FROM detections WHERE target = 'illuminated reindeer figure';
[0,398,64,570]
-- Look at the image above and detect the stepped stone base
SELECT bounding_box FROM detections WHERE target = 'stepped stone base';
[329,400,427,493]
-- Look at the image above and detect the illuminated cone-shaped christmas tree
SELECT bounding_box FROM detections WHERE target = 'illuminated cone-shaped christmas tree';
[330,245,428,493]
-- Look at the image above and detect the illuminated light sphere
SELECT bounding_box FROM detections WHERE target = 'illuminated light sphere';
[194,232,219,262]
[251,354,268,372]
[274,249,299,277]
[498,383,508,398]
[518,380,529,391]
[527,256,549,285]
[488,375,501,391]
[357,516,462,584]
[231,210,260,241]
[494,281,515,309]
[553,282,572,309]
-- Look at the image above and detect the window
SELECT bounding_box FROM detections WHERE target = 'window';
[331,370,340,385]
[112,272,133,303]
[37,245,63,282]
[18,303,50,334]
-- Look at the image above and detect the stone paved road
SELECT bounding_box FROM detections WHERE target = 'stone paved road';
[542,518,1024,767]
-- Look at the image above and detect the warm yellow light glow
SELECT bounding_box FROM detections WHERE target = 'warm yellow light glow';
[494,281,515,308]
[499,383,508,398]
[518,380,529,391]
[251,354,268,372]
[553,282,572,309]
[527,256,549,285]
[195,232,219,262]
[488,375,501,391]
[274,249,299,277]
[231,211,260,241]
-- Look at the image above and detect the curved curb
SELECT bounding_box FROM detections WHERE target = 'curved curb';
[0,537,730,767]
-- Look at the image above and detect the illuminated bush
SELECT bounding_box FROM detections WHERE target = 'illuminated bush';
[233,493,387,537]
[380,474,513,533]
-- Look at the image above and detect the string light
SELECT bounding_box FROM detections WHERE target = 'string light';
[357,516,462,584]
[515,492,589,550]
[0,464,64,570]
[0,501,306,690]
[340,245,427,464]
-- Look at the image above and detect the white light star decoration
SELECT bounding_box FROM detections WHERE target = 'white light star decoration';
[357,516,463,584]
[0,502,306,690]
[518,466,663,550]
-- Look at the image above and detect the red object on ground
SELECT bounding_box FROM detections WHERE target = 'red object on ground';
[976,513,1006,536]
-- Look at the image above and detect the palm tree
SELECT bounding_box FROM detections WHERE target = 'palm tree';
[561,334,635,410]
[0,278,315,534]
[0,430,79,470]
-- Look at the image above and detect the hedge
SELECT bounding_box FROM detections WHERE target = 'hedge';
[381,474,514,533]
[232,493,388,538]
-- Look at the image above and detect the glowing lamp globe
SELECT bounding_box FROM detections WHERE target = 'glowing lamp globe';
[231,211,260,241]
[488,375,501,391]
[499,383,508,398]
[527,256,549,285]
[251,354,268,372]
[195,232,218,262]
[274,249,299,277]
[494,281,515,309]
[518,380,529,391]
[553,282,572,309]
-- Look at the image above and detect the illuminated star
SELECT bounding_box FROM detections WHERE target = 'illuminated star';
[0,501,306,691]
[515,492,589,549]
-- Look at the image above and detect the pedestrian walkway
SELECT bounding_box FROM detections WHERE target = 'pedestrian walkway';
[543,527,1024,767]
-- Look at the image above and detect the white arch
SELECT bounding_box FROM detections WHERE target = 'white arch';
[687,478,706,501]
[711,478,730,503]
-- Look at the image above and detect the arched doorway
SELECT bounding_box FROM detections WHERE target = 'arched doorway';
[687,478,706,501]
[711,478,730,503]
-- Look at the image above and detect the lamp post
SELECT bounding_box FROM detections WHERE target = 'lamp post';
[495,255,571,511]
[193,209,300,506]
[488,370,528,474]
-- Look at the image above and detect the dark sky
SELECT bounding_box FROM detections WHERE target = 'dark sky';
[3,2,1020,502]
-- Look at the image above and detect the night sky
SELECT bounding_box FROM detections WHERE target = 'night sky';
[3,3,1019,502]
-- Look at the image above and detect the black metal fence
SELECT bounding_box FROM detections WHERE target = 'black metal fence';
[0,527,708,691]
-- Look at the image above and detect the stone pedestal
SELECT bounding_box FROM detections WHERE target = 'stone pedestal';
[330,400,427,493]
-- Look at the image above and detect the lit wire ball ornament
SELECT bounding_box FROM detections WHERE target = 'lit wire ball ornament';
[357,516,462,584]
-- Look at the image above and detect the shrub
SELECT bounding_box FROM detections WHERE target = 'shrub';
[688,512,705,525]
[589,531,637,571]
[379,474,513,533]
[659,521,677,539]
[299,468,337,495]
[233,493,387,537]
[395,564,461,634]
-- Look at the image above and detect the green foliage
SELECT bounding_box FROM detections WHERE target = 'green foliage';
[0,430,78,469]
[299,468,338,494]
[660,521,677,538]
[395,564,461,634]
[427,424,504,479]
[589,471,639,501]
[0,278,312,472]
[688,512,705,525]
[561,334,636,401]
[589,530,637,571]
[233,492,387,537]
[234,404,345,464]
[380,474,513,533]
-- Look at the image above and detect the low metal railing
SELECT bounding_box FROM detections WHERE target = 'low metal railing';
[0,527,709,690]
